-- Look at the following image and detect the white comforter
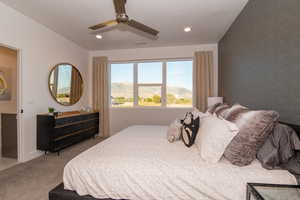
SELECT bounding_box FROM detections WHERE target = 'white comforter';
[63,126,297,200]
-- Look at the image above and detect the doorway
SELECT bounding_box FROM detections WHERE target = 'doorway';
[0,45,18,171]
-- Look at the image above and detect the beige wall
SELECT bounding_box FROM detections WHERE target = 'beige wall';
[89,44,218,134]
[0,46,17,113]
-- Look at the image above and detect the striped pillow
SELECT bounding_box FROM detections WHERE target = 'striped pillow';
[207,103,230,118]
[214,104,230,118]
[206,103,222,114]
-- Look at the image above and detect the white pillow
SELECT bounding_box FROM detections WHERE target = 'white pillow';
[191,108,211,119]
[195,115,239,163]
[167,119,182,143]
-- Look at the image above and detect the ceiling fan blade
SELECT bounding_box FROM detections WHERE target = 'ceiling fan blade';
[113,0,126,14]
[89,20,118,30]
[127,19,159,36]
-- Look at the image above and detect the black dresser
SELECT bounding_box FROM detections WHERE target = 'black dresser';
[37,112,99,154]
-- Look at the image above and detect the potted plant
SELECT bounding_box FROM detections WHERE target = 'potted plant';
[48,107,55,114]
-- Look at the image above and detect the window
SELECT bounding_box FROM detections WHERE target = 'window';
[110,60,193,108]
[166,61,193,107]
[111,63,134,107]
[138,62,163,107]
[138,62,162,84]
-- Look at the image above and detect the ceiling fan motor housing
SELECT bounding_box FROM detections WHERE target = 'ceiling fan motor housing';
[117,13,129,23]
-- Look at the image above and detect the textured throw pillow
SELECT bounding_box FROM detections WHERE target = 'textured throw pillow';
[224,108,280,166]
[195,116,239,163]
[206,103,222,114]
[214,104,230,118]
[207,103,231,118]
[167,119,182,143]
[223,103,248,119]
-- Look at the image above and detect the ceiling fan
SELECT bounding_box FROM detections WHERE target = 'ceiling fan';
[89,0,159,36]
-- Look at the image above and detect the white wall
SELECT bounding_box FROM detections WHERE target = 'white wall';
[0,2,89,162]
[89,44,218,134]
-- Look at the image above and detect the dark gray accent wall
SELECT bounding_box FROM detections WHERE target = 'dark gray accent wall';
[219,0,300,124]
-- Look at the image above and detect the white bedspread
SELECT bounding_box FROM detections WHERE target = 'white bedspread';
[63,126,297,200]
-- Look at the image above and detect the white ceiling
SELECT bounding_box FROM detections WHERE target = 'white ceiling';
[0,0,248,50]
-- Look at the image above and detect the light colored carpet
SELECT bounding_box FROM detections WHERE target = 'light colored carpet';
[0,158,17,171]
[0,137,103,200]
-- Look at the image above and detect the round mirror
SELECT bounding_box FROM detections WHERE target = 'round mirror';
[49,63,83,106]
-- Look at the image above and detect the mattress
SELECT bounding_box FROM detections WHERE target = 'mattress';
[63,126,297,200]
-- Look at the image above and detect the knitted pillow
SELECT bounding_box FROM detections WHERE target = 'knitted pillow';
[224,108,279,166]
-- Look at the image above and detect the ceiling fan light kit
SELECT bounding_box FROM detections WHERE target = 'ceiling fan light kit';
[89,0,159,37]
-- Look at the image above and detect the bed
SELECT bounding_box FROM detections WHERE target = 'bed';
[55,125,297,200]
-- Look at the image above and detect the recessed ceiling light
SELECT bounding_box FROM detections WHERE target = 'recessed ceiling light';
[96,34,103,39]
[184,27,192,32]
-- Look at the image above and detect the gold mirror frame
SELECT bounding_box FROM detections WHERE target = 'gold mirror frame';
[48,63,83,106]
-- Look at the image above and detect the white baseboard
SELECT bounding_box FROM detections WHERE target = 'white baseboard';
[22,150,43,162]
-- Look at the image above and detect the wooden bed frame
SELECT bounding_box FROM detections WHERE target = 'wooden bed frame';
[49,122,300,200]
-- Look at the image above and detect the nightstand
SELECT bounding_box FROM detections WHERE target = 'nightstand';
[247,183,300,200]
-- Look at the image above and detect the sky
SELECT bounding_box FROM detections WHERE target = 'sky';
[57,64,72,91]
[111,63,133,83]
[111,61,193,90]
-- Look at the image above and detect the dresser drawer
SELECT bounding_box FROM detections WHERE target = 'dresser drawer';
[53,119,99,139]
[55,113,99,127]
[52,127,98,151]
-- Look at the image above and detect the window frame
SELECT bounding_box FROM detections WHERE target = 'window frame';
[109,58,194,109]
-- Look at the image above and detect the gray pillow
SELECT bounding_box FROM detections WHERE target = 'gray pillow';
[257,123,300,169]
[224,108,279,166]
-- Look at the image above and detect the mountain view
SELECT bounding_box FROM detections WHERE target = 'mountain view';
[111,82,192,107]
[111,82,192,98]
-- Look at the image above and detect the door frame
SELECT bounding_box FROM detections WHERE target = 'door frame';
[0,43,23,162]
[17,48,24,162]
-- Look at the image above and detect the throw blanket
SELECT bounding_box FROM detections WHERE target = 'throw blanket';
[257,123,300,183]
